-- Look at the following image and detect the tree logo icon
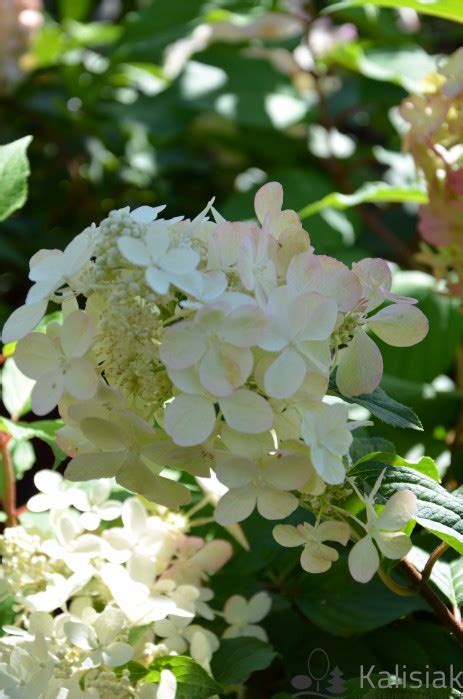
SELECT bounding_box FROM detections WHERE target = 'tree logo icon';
[291,648,346,697]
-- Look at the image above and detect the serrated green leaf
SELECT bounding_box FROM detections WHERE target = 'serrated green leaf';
[354,452,440,482]
[145,656,222,699]
[329,378,423,431]
[0,137,33,222]
[326,0,463,24]
[350,460,463,554]
[211,638,276,688]
[350,437,396,463]
[299,182,427,220]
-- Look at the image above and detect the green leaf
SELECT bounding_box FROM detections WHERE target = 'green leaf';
[409,547,463,609]
[59,0,91,20]
[145,656,222,699]
[329,377,423,431]
[325,42,439,92]
[125,661,149,682]
[299,182,427,220]
[0,137,33,222]
[211,638,276,688]
[326,0,463,24]
[350,437,396,463]
[0,418,66,468]
[354,452,440,482]
[350,459,463,554]
[296,555,424,636]
[1,358,34,420]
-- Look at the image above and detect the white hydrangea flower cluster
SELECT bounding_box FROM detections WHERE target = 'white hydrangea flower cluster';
[0,471,271,698]
[2,182,427,582]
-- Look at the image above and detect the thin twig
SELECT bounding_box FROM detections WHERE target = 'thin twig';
[401,558,463,647]
[0,433,17,527]
[421,542,450,586]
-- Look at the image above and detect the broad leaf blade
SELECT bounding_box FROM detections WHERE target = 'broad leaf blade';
[326,0,463,24]
[145,656,222,699]
[350,460,463,554]
[211,638,276,688]
[299,182,427,220]
[0,136,33,222]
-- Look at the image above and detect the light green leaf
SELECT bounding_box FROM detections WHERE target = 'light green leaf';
[326,0,463,24]
[350,459,463,554]
[329,377,423,431]
[325,42,440,92]
[0,137,33,222]
[211,638,276,688]
[299,182,427,220]
[0,417,65,468]
[1,358,34,420]
[350,437,396,463]
[354,452,440,482]
[145,656,222,699]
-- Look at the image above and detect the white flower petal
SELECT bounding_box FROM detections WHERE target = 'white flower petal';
[103,641,133,667]
[60,311,94,358]
[122,497,147,539]
[130,205,166,223]
[160,248,200,274]
[145,267,171,294]
[256,487,298,520]
[31,371,64,415]
[219,390,273,434]
[254,182,283,225]
[348,536,379,583]
[164,393,216,446]
[273,524,305,548]
[336,330,383,397]
[376,490,417,530]
[1,301,47,343]
[264,347,307,399]
[199,345,252,397]
[14,332,59,379]
[215,487,257,525]
[64,358,98,401]
[368,303,429,347]
[300,543,338,573]
[117,236,150,266]
[247,592,272,623]
[375,531,412,560]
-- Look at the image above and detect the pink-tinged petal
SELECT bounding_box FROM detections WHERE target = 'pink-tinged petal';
[296,292,338,341]
[286,251,322,294]
[376,490,417,530]
[31,371,64,415]
[60,310,94,358]
[160,248,200,274]
[64,358,99,401]
[215,487,257,525]
[117,236,150,266]
[264,347,307,399]
[220,306,268,348]
[199,345,252,397]
[352,258,392,311]
[14,332,59,378]
[348,536,379,583]
[219,390,274,434]
[254,182,283,225]
[190,539,233,574]
[336,330,383,397]
[164,394,216,446]
[317,256,363,311]
[209,222,249,268]
[2,301,47,343]
[368,303,428,347]
[374,531,412,560]
[160,322,206,370]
